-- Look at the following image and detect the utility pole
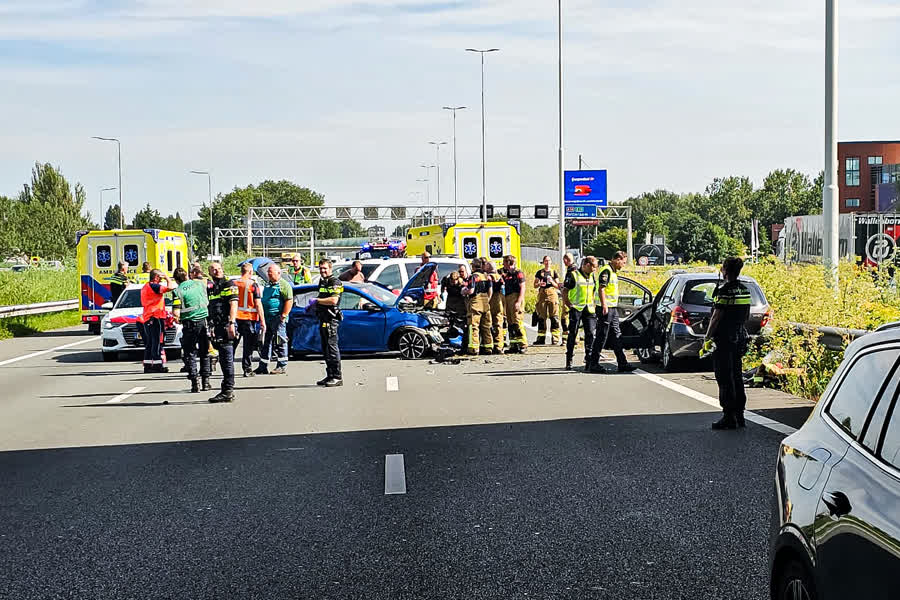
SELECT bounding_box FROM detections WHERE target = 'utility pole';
[98,187,116,229]
[823,0,840,287]
[428,141,448,208]
[466,48,499,221]
[189,170,213,256]
[557,2,565,271]
[443,106,466,223]
[92,137,123,228]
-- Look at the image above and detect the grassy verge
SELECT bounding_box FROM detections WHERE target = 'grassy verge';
[0,269,79,305]
[0,310,81,340]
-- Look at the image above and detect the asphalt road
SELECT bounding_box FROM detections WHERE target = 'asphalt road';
[0,326,813,599]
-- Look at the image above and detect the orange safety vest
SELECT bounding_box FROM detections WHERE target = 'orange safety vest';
[235,278,259,321]
[139,283,167,323]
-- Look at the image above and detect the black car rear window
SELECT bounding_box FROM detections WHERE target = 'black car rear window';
[680,279,765,306]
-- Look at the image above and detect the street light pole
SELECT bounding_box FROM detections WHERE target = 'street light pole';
[823,0,840,287]
[419,165,435,207]
[427,141,448,208]
[190,170,213,257]
[98,187,116,229]
[557,0,566,271]
[443,106,466,223]
[190,203,204,253]
[92,137,123,228]
[466,48,499,221]
[416,177,430,208]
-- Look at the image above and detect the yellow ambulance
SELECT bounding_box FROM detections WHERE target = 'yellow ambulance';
[76,229,189,333]
[405,222,521,269]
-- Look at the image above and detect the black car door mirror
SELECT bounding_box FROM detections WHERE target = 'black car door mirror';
[361,302,380,312]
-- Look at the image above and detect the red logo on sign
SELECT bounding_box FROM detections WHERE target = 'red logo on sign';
[574,185,591,196]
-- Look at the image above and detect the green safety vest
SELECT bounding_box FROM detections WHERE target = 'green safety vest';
[568,270,596,313]
[596,265,619,308]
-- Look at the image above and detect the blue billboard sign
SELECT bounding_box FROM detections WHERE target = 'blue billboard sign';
[565,205,597,218]
[564,170,607,206]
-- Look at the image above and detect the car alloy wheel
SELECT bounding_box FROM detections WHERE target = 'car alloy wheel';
[398,330,428,360]
[661,338,673,371]
[636,347,654,364]
[784,579,811,600]
[776,560,816,600]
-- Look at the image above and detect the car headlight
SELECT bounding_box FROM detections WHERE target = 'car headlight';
[103,321,122,330]
[426,314,448,327]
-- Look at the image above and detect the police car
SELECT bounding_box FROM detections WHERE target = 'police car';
[332,257,468,299]
[99,284,183,362]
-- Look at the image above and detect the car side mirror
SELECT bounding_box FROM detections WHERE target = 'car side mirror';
[101,302,114,310]
[362,302,380,312]
[633,299,643,307]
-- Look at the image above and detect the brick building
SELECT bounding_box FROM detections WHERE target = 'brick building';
[838,141,900,212]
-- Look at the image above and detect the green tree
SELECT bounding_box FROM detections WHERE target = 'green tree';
[162,212,184,232]
[584,227,632,259]
[132,203,164,229]
[104,204,123,230]
[700,176,754,240]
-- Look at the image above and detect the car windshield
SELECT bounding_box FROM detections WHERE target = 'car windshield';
[115,289,174,309]
[681,279,765,306]
[355,283,397,305]
[333,264,379,281]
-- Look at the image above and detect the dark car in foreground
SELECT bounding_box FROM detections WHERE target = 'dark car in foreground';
[769,325,900,599]
[619,272,772,370]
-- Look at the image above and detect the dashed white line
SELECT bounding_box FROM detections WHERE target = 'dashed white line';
[105,386,146,404]
[384,453,407,495]
[635,369,797,435]
[0,337,95,367]
[385,376,399,392]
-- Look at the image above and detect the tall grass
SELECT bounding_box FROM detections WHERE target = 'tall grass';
[0,269,79,306]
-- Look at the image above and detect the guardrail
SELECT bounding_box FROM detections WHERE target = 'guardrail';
[0,300,78,319]
[791,322,869,351]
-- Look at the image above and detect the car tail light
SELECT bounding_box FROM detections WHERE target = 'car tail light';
[671,306,691,326]
[83,315,100,323]
[761,306,773,328]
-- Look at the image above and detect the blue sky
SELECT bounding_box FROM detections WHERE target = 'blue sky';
[1,0,899,224]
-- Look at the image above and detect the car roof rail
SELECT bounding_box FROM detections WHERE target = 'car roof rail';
[875,321,900,333]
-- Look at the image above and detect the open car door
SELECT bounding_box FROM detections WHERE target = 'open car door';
[617,276,654,350]
[395,262,437,307]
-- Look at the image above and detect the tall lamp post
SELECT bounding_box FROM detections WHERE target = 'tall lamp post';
[419,165,435,207]
[556,1,566,272]
[98,187,116,229]
[466,48,499,221]
[823,0,839,287]
[189,170,213,257]
[442,106,466,223]
[427,141,448,208]
[190,203,204,255]
[91,137,123,228]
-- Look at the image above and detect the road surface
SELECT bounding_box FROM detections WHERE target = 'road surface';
[0,327,812,599]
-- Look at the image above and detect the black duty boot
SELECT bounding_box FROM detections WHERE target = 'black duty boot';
[711,415,738,430]
[316,376,330,386]
[201,378,212,392]
[533,337,546,346]
[190,379,200,393]
[209,390,235,403]
[565,357,573,371]
[617,364,637,373]
[736,413,746,428]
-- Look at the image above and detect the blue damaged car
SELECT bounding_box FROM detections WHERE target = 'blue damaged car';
[288,262,450,359]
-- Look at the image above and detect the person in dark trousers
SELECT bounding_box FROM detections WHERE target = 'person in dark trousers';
[589,250,636,374]
[310,259,344,387]
[109,261,131,305]
[705,257,752,429]
[172,267,211,393]
[256,264,293,375]
[206,262,239,403]
[560,253,576,346]
[563,257,598,371]
[138,269,175,373]
[234,262,266,377]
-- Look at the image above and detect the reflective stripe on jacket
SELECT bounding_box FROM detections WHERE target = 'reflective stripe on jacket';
[139,283,166,323]
[596,265,619,308]
[567,270,596,313]
[235,278,259,321]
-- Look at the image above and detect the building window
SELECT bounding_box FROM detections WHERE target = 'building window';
[845,157,860,186]
[846,198,860,208]
[868,156,883,165]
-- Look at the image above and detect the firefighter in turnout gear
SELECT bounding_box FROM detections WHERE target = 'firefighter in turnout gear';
[500,255,527,354]
[563,257,598,371]
[533,255,561,345]
[206,262,239,403]
[588,251,635,374]
[462,257,493,355]
[484,261,505,354]
[559,253,576,345]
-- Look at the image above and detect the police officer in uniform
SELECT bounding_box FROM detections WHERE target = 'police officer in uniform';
[588,251,636,374]
[312,259,344,387]
[705,257,752,430]
[109,261,131,305]
[500,255,528,354]
[533,255,561,345]
[172,267,211,393]
[563,257,598,371]
[484,261,505,354]
[462,257,493,355]
[206,262,238,403]
[559,253,576,346]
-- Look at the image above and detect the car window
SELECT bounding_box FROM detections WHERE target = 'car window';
[293,291,317,307]
[115,290,174,309]
[435,262,463,281]
[681,281,717,306]
[355,284,396,305]
[618,279,651,308]
[378,264,403,289]
[661,279,677,303]
[862,364,900,453]
[827,348,900,440]
[338,290,367,310]
[881,403,900,470]
[405,263,419,278]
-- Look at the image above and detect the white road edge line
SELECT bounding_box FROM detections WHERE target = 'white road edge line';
[384,453,407,495]
[0,337,95,367]
[385,376,399,392]
[105,386,146,404]
[635,369,797,435]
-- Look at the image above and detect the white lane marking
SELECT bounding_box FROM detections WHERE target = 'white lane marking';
[635,369,797,435]
[0,337,95,367]
[386,376,399,392]
[384,453,407,495]
[105,386,146,404]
